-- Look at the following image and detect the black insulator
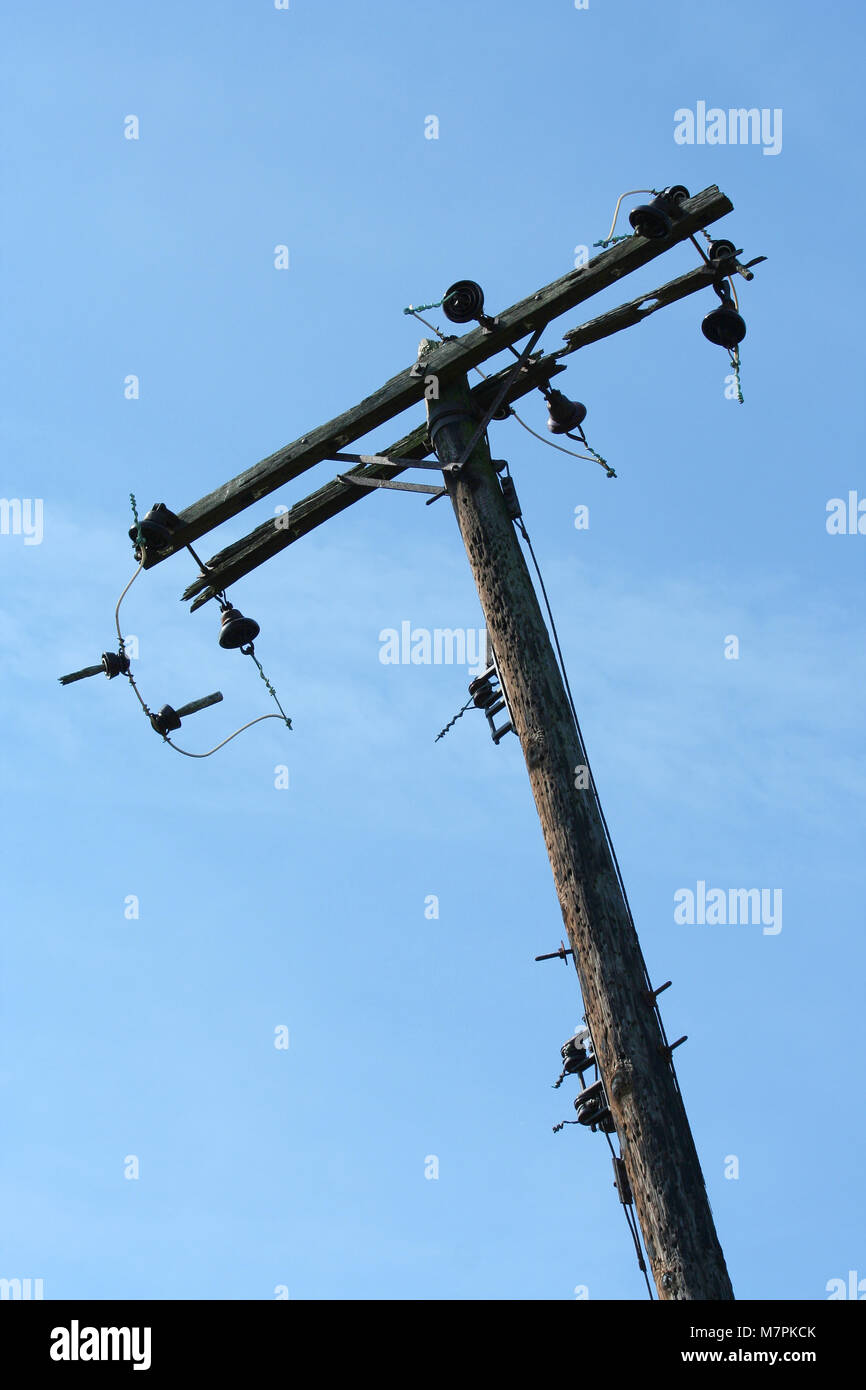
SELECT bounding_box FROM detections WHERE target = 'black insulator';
[442,280,485,324]
[500,476,522,521]
[468,673,496,709]
[150,691,222,734]
[663,184,690,210]
[706,238,737,265]
[574,1078,615,1131]
[218,606,260,650]
[575,1080,604,1110]
[575,1093,614,1132]
[576,1099,607,1127]
[629,198,670,240]
[150,705,182,736]
[560,1042,590,1074]
[702,302,747,349]
[702,280,746,349]
[545,389,587,435]
[129,502,180,550]
[628,185,690,240]
[101,651,130,679]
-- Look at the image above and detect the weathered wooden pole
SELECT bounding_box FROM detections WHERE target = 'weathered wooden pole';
[427,364,734,1301]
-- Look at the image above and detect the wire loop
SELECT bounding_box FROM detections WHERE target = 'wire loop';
[110,497,293,755]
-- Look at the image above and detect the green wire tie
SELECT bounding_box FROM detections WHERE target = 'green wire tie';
[247,649,293,730]
[403,299,444,315]
[578,437,616,478]
[129,492,143,553]
[730,348,744,404]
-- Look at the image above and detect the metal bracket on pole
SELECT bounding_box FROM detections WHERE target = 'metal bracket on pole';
[612,1154,634,1206]
[658,1036,688,1061]
[467,670,513,743]
[427,325,545,479]
[645,980,672,1006]
[335,473,446,498]
[535,940,575,964]
[330,452,445,471]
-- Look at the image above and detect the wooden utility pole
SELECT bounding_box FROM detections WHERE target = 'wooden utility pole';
[426,370,734,1301]
[81,185,759,1299]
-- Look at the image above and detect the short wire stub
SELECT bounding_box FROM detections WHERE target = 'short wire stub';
[59,493,294,758]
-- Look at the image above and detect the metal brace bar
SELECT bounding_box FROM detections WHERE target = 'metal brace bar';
[331,452,444,472]
[335,473,446,497]
[444,324,545,476]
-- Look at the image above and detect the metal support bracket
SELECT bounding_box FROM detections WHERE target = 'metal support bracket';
[658,1035,688,1061]
[612,1154,634,1206]
[535,939,574,964]
[335,473,446,498]
[645,979,672,1006]
[330,451,445,471]
[427,324,545,480]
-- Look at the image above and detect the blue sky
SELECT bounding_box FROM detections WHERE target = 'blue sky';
[2,0,864,1300]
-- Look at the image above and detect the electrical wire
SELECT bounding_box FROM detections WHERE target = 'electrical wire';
[603,1129,655,1299]
[689,233,712,266]
[111,551,290,757]
[405,309,679,1077]
[404,309,610,474]
[515,515,653,990]
[164,714,287,758]
[405,308,449,341]
[244,648,293,728]
[694,227,740,307]
[405,310,679,1069]
[510,410,613,473]
[512,505,686,1100]
[597,188,655,247]
[693,228,744,402]
[408,297,680,1295]
[409,278,729,1292]
[115,555,145,646]
[434,694,476,743]
[728,345,744,404]
[557,1016,654,1297]
[114,554,154,722]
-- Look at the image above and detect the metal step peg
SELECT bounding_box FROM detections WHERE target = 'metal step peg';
[59,651,131,686]
[150,691,223,737]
